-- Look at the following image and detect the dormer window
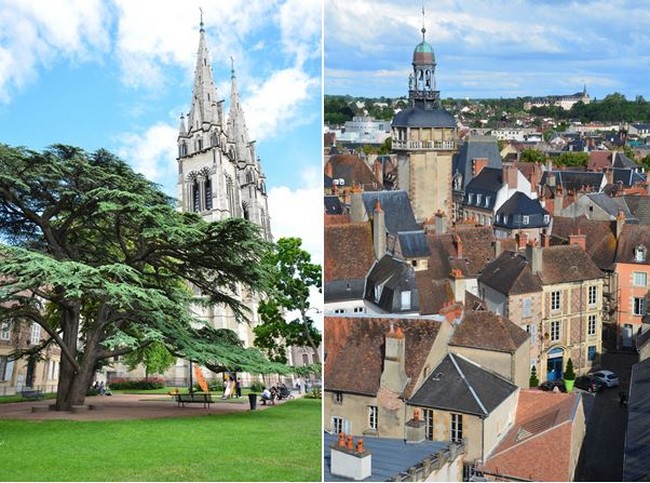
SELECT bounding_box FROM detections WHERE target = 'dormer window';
[477,194,483,205]
[635,245,647,263]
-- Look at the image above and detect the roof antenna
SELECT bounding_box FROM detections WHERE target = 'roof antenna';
[199,7,204,32]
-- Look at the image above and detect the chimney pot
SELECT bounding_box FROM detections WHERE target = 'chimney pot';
[347,435,354,450]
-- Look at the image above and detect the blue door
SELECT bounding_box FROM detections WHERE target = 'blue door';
[546,348,564,381]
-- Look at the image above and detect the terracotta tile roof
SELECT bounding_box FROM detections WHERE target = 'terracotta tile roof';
[616,223,650,264]
[324,223,375,282]
[552,216,617,270]
[482,390,582,482]
[324,213,351,226]
[587,150,613,171]
[326,154,381,191]
[539,245,604,284]
[324,316,443,398]
[415,275,454,315]
[449,311,529,354]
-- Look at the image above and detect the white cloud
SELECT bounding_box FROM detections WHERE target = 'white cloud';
[268,170,322,266]
[0,0,109,102]
[244,68,320,142]
[116,122,178,188]
[278,0,322,67]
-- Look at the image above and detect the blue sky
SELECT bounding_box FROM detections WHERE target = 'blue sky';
[0,0,322,265]
[326,0,650,101]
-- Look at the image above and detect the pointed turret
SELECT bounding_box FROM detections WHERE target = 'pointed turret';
[227,59,252,165]
[186,18,221,135]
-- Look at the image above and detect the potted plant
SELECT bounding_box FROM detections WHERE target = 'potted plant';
[529,365,539,388]
[564,358,576,392]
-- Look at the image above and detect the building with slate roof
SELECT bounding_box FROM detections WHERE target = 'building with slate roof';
[493,191,550,239]
[391,23,457,227]
[324,315,451,440]
[448,311,530,387]
[623,357,650,481]
[452,136,503,221]
[478,244,605,381]
[539,170,607,198]
[462,164,537,231]
[325,195,344,215]
[407,353,519,461]
[480,390,585,482]
[364,254,420,314]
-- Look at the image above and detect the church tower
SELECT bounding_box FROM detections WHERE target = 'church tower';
[175,17,272,363]
[177,17,272,241]
[391,15,457,228]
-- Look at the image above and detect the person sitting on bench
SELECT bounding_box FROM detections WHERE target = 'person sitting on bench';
[260,387,275,405]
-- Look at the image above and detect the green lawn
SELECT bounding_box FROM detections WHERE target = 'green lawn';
[0,398,321,481]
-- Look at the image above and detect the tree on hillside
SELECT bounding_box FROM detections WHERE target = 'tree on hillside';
[556,151,589,167]
[0,144,285,411]
[521,148,545,164]
[254,237,322,364]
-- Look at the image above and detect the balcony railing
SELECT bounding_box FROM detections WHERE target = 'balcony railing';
[392,139,456,151]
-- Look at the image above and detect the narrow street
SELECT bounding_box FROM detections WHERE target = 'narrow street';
[574,351,637,481]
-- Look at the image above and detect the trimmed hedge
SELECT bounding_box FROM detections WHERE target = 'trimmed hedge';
[108,377,165,390]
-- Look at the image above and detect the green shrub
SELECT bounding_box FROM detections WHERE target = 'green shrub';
[564,358,575,380]
[306,387,321,399]
[208,381,225,392]
[529,365,539,387]
[108,377,165,390]
[249,381,264,393]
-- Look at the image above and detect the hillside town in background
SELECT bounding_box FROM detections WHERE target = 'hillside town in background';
[323,21,650,483]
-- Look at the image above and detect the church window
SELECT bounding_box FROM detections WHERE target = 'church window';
[204,178,213,210]
[260,181,266,195]
[192,179,201,212]
[211,133,218,147]
[243,204,249,220]
[198,138,203,151]
[226,178,235,215]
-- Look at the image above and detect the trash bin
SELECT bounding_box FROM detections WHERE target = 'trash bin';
[248,393,257,410]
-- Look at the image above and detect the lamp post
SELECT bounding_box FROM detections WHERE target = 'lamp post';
[188,360,193,394]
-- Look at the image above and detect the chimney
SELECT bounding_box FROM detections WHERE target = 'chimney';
[616,209,625,239]
[516,231,528,250]
[472,158,488,177]
[605,168,613,186]
[541,229,550,248]
[450,269,465,304]
[435,210,447,235]
[405,409,427,444]
[503,162,518,189]
[380,323,408,393]
[568,229,586,251]
[454,234,463,259]
[373,200,386,260]
[374,159,383,187]
[494,239,504,257]
[525,241,543,274]
[350,185,365,223]
[547,172,556,188]
[440,302,463,326]
[330,434,372,481]
[554,186,564,217]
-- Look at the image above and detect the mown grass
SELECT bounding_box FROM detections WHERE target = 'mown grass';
[0,398,321,481]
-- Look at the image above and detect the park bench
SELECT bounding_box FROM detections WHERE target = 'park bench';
[176,393,214,408]
[20,389,44,401]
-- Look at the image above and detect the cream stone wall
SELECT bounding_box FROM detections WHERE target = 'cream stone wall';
[449,344,529,388]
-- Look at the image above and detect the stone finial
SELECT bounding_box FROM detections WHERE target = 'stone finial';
[338,432,346,447]
[347,435,354,450]
[356,439,364,453]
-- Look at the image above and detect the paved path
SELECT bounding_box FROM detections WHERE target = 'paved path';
[0,393,293,421]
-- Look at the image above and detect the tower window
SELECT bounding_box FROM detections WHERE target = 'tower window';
[204,177,212,210]
[192,180,200,212]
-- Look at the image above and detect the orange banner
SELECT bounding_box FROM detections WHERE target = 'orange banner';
[194,365,209,392]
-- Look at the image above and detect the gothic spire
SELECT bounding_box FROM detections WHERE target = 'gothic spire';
[227,58,252,165]
[186,14,220,134]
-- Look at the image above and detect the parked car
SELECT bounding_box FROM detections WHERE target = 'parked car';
[539,380,566,392]
[589,370,619,388]
[574,375,606,393]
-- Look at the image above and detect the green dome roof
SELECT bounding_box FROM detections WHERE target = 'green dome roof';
[414,41,434,54]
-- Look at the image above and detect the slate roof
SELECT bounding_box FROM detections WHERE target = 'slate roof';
[324,316,443,398]
[325,195,344,215]
[616,224,650,264]
[407,353,518,417]
[612,167,646,187]
[361,190,420,234]
[464,167,503,209]
[614,151,640,169]
[452,136,503,191]
[396,230,430,258]
[482,390,582,482]
[364,255,418,313]
[327,154,381,191]
[623,358,650,481]
[621,195,650,225]
[494,192,549,229]
[585,192,632,218]
[449,311,529,354]
[323,434,451,482]
[540,170,606,193]
[551,216,618,270]
[478,251,542,295]
[392,105,456,128]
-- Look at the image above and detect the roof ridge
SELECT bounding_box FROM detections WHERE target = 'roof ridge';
[449,353,488,415]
